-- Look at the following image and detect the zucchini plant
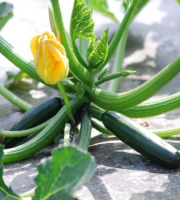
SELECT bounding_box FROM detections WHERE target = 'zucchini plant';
[0,0,180,199]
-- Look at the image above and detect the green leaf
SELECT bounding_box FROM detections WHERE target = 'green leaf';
[70,0,95,41]
[33,146,96,200]
[0,145,22,200]
[87,29,108,69]
[0,2,13,30]
[89,0,119,23]
[175,0,180,4]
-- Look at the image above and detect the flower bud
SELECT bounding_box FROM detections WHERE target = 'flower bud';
[30,31,69,85]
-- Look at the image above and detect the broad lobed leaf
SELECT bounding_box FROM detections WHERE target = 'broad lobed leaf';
[70,0,95,41]
[87,29,108,69]
[33,146,96,200]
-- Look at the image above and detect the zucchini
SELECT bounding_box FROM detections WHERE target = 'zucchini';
[101,111,180,168]
[3,98,84,163]
[4,97,63,148]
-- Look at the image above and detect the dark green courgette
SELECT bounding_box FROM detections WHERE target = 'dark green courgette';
[101,111,180,168]
[4,97,63,148]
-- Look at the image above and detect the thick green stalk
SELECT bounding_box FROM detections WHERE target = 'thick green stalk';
[50,0,93,86]
[107,28,128,92]
[0,119,51,137]
[86,56,180,111]
[78,111,92,150]
[120,92,180,118]
[0,85,32,111]
[0,36,76,93]
[3,98,84,163]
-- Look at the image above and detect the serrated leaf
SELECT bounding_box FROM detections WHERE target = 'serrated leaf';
[0,145,22,200]
[87,29,108,69]
[33,146,96,200]
[0,2,13,30]
[89,0,119,23]
[70,0,95,41]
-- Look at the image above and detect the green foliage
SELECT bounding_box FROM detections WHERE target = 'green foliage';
[33,146,96,200]
[0,2,13,30]
[89,0,119,23]
[87,29,108,69]
[70,0,95,41]
[175,0,180,4]
[0,145,22,200]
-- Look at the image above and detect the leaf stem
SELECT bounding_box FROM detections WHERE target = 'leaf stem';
[120,92,180,118]
[107,28,128,92]
[78,111,92,150]
[86,56,180,111]
[96,70,135,86]
[64,123,71,146]
[57,82,75,124]
[100,1,137,69]
[0,85,32,111]
[152,127,180,138]
[0,119,51,137]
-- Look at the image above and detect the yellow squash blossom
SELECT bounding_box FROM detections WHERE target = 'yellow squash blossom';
[30,31,69,85]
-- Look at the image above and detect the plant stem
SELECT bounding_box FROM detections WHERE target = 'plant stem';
[86,56,180,111]
[64,123,71,146]
[0,119,51,137]
[0,85,32,111]
[72,39,88,68]
[78,111,92,150]
[96,70,135,86]
[152,127,180,138]
[100,1,137,70]
[120,92,180,118]
[50,0,93,86]
[91,118,113,135]
[57,82,75,124]
[107,28,128,92]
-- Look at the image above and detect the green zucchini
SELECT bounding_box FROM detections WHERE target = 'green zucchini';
[2,98,84,163]
[101,111,180,168]
[4,97,63,148]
